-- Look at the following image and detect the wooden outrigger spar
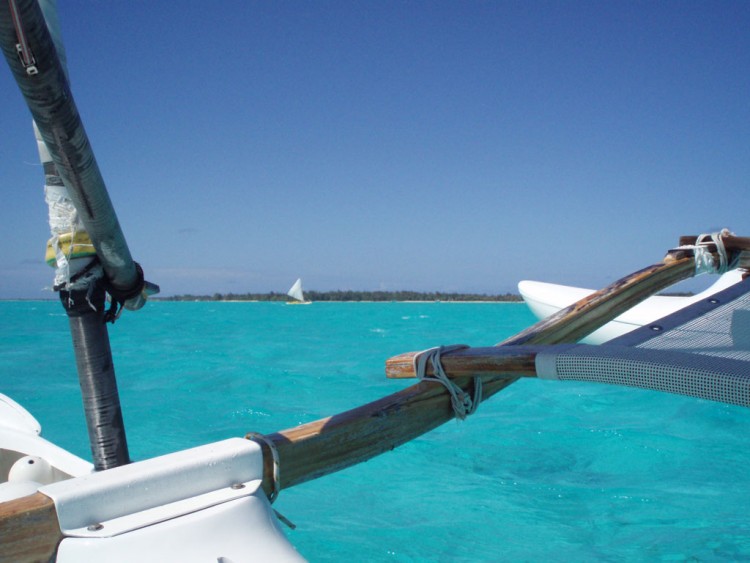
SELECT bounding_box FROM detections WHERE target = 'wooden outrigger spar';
[257,237,750,493]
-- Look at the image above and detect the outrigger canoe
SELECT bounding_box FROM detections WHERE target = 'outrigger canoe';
[3,2,750,561]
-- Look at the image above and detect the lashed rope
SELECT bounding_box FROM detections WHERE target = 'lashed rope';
[245,431,280,503]
[412,344,482,420]
[692,229,735,275]
[245,431,297,530]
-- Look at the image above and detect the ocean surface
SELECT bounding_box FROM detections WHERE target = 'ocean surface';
[3,299,750,561]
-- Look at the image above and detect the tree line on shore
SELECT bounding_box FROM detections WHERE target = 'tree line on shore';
[160,290,523,302]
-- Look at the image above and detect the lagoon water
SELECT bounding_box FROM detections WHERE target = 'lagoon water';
[3,299,750,561]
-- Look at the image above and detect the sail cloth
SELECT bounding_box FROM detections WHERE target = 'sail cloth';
[535,274,750,407]
[287,278,306,302]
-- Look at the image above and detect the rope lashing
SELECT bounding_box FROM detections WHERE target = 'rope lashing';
[692,229,735,275]
[412,344,482,420]
[101,262,146,323]
[245,431,296,530]
[246,431,281,504]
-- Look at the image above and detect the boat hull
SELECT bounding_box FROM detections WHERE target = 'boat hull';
[519,270,744,344]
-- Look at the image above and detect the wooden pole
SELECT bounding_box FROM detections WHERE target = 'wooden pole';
[258,249,704,494]
[385,346,541,379]
[0,492,62,562]
[385,346,540,379]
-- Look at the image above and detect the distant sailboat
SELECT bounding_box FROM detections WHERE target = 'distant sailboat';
[287,278,311,304]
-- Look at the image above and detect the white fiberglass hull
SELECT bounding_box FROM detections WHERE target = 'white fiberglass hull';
[519,270,745,344]
[0,394,303,562]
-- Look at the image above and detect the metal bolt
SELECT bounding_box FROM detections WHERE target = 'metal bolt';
[87,523,104,531]
[231,483,245,490]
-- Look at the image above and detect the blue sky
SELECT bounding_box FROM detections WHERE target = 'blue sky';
[2,1,748,299]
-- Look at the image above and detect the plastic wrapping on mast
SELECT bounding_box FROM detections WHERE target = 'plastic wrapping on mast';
[33,0,97,291]
[37,121,100,290]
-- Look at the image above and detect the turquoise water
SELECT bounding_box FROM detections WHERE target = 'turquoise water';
[3,300,750,561]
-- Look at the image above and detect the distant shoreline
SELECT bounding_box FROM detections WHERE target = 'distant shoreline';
[1,289,695,303]
[158,290,524,303]
[0,291,523,303]
[191,299,524,304]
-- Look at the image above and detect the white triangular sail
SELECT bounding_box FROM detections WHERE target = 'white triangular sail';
[287,278,305,302]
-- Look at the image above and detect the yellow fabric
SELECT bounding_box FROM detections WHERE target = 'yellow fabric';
[45,231,96,266]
